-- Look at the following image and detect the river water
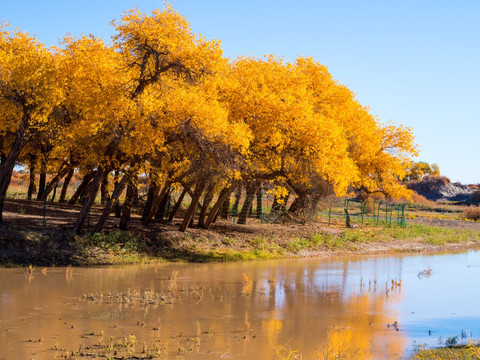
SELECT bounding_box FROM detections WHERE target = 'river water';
[1,250,480,359]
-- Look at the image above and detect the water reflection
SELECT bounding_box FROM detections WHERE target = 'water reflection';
[1,252,480,359]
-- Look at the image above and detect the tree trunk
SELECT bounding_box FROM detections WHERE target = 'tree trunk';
[113,171,122,217]
[27,154,37,200]
[142,180,157,221]
[0,136,5,171]
[143,181,171,225]
[36,157,47,201]
[233,186,242,216]
[221,194,230,219]
[73,135,122,233]
[344,208,352,228]
[79,182,92,205]
[68,171,95,205]
[203,186,233,229]
[100,171,110,205]
[0,153,6,170]
[132,183,139,207]
[73,167,104,234]
[94,172,131,232]
[237,182,258,225]
[256,188,263,219]
[119,176,137,230]
[178,182,206,232]
[50,183,57,202]
[155,185,170,220]
[212,210,221,224]
[59,168,74,203]
[167,186,188,223]
[197,183,215,228]
[41,164,71,201]
[0,112,30,223]
[287,192,309,215]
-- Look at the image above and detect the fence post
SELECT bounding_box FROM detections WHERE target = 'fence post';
[377,201,382,227]
[265,193,269,218]
[385,202,389,223]
[260,189,264,224]
[328,205,332,227]
[361,201,366,228]
[232,194,238,224]
[345,198,350,228]
[389,203,394,227]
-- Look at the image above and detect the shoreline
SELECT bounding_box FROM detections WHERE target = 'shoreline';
[2,217,480,267]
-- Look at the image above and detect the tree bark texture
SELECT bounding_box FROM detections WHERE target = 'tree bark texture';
[197,183,215,228]
[50,183,57,202]
[27,154,37,200]
[41,164,72,201]
[256,188,263,219]
[167,186,188,223]
[203,186,233,229]
[68,171,95,205]
[143,181,171,225]
[178,181,206,232]
[36,157,47,201]
[142,180,157,221]
[100,171,110,205]
[113,170,122,217]
[233,186,242,216]
[0,112,30,223]
[73,167,104,234]
[94,171,132,232]
[155,186,170,221]
[237,182,259,225]
[221,194,230,219]
[59,168,74,203]
[119,176,137,230]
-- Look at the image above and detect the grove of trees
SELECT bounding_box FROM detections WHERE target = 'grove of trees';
[0,6,417,234]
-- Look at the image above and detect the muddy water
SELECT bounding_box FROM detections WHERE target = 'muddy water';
[2,251,480,359]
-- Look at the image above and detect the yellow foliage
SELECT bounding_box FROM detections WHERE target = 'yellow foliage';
[0,4,417,208]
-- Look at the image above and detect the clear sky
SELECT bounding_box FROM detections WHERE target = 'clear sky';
[1,0,479,183]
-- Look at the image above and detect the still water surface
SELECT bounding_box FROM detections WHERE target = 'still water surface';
[1,251,480,359]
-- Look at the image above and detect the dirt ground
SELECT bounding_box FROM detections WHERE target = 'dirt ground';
[1,198,344,240]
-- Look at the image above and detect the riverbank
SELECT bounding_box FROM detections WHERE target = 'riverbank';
[412,344,480,360]
[1,199,480,266]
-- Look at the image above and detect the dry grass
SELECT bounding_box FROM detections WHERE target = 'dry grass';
[413,341,480,359]
[409,192,436,206]
[463,206,480,221]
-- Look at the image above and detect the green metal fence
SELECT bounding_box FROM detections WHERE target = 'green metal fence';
[322,198,407,228]
[166,189,408,229]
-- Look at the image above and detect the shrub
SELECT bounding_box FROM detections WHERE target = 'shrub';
[463,206,480,221]
[471,190,480,203]
[409,192,435,205]
[84,230,140,251]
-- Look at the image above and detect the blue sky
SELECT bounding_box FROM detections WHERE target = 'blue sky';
[1,0,479,183]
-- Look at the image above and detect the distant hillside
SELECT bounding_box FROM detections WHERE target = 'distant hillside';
[407,176,475,202]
